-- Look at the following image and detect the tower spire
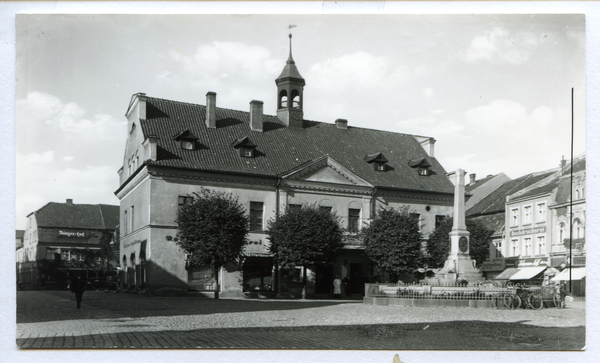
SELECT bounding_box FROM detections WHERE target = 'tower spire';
[276,24,305,128]
[287,24,297,64]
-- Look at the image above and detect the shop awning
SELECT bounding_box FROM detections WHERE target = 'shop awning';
[509,266,547,280]
[494,268,520,280]
[552,268,586,281]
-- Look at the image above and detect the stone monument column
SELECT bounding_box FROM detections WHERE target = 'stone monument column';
[436,169,484,283]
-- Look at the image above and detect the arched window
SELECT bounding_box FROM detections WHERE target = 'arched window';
[559,223,566,244]
[278,90,288,109]
[573,219,584,239]
[122,255,127,270]
[291,89,300,108]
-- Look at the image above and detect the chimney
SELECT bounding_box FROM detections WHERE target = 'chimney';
[469,173,476,184]
[250,100,264,132]
[419,137,436,157]
[560,156,567,174]
[335,118,348,130]
[66,199,73,206]
[205,91,216,129]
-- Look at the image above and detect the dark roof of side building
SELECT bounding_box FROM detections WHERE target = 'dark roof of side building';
[138,97,455,194]
[466,169,557,217]
[30,202,120,230]
[465,174,496,193]
[469,213,505,236]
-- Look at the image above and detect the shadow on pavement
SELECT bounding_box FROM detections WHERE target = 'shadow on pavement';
[16,319,585,350]
[17,290,362,324]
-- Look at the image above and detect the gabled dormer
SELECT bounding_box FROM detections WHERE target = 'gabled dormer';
[364,153,389,172]
[409,158,432,176]
[231,136,257,158]
[173,130,199,150]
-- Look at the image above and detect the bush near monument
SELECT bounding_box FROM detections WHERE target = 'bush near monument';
[362,207,424,281]
[426,217,493,268]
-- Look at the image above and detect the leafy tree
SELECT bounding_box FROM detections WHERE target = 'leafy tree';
[426,216,493,268]
[175,188,249,299]
[362,207,423,281]
[266,204,343,297]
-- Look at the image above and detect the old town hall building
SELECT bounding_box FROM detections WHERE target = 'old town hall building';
[116,36,456,297]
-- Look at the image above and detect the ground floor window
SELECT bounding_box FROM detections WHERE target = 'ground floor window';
[188,265,215,290]
[243,258,273,291]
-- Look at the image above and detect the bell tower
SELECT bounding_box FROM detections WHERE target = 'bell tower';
[276,32,305,128]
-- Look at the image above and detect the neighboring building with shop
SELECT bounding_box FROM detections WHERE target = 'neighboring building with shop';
[548,156,586,295]
[467,168,559,279]
[469,156,586,295]
[17,199,120,290]
[116,36,456,298]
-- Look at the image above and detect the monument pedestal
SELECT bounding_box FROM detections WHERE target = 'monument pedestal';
[435,170,484,284]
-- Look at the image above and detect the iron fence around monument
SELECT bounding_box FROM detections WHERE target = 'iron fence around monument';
[365,282,508,301]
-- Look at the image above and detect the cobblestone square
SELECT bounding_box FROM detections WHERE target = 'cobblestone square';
[16,290,585,351]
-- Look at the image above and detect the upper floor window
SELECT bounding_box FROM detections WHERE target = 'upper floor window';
[536,202,546,222]
[365,152,389,172]
[524,237,532,256]
[288,204,302,211]
[178,196,193,211]
[523,205,532,225]
[173,129,199,151]
[537,236,546,255]
[124,210,128,234]
[249,202,264,232]
[511,239,519,256]
[410,213,421,230]
[131,206,135,232]
[320,206,333,213]
[408,158,432,176]
[435,215,446,229]
[511,208,519,227]
[348,209,361,233]
[232,137,257,158]
[494,241,502,259]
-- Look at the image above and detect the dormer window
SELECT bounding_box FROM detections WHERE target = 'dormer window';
[173,129,199,151]
[364,152,389,172]
[231,136,257,158]
[409,158,432,176]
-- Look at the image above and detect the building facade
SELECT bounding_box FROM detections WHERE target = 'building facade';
[469,156,586,294]
[116,37,456,298]
[17,199,120,290]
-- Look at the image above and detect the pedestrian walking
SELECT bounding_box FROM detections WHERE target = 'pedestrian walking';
[333,276,342,299]
[70,274,86,309]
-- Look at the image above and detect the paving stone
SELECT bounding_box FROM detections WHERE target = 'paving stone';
[16,290,585,350]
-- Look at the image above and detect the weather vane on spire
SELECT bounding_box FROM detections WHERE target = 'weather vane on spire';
[288,24,297,36]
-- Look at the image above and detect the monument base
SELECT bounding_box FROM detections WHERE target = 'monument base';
[436,254,485,283]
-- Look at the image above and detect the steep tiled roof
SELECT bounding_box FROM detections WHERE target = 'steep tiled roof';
[466,170,556,217]
[469,213,505,236]
[33,202,120,230]
[466,174,496,193]
[139,97,454,194]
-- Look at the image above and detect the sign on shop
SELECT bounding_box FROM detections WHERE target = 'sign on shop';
[510,226,545,237]
[58,230,86,238]
[123,240,143,248]
[517,258,548,267]
[480,260,504,270]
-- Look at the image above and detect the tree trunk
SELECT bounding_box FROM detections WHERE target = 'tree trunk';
[214,264,220,299]
[302,266,307,300]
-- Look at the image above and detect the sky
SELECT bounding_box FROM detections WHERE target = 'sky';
[13,13,586,230]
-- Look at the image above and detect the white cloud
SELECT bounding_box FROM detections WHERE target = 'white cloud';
[463,27,539,64]
[305,52,416,125]
[423,88,434,98]
[16,92,127,228]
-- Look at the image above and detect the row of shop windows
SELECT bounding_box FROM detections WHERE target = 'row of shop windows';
[45,248,101,262]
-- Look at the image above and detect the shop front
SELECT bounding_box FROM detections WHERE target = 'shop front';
[494,257,549,285]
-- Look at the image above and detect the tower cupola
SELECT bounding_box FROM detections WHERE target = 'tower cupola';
[276,33,305,128]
